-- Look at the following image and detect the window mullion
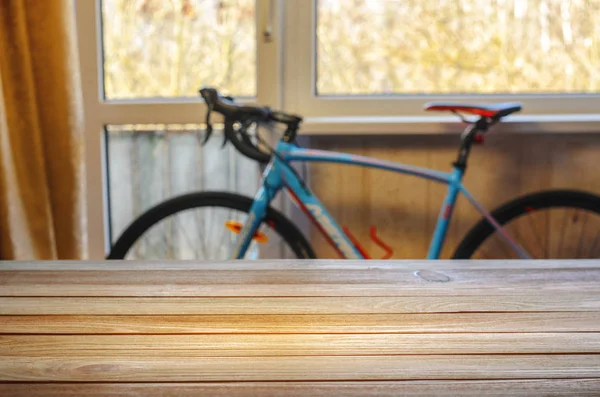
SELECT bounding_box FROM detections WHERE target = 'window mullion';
[76,0,110,259]
[256,0,283,109]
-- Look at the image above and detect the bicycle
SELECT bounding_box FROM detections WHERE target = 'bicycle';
[107,87,600,260]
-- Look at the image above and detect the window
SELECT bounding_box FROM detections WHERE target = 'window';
[316,0,598,96]
[76,0,599,258]
[105,125,258,244]
[102,0,256,99]
[76,0,278,258]
[285,0,600,123]
[100,0,263,251]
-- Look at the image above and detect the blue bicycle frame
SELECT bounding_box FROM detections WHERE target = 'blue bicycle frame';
[230,140,531,260]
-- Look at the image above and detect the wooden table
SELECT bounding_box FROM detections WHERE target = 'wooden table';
[1,260,600,396]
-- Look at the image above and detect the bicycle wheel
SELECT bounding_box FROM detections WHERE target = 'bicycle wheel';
[107,192,315,260]
[453,190,600,259]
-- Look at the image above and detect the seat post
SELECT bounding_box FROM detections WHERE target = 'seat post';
[453,117,489,170]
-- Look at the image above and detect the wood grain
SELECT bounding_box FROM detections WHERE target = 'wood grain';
[3,380,600,397]
[2,293,598,315]
[2,355,599,382]
[3,312,598,334]
[3,267,600,296]
[338,142,373,257]
[308,134,600,259]
[2,259,598,270]
[3,333,599,356]
[2,260,599,394]
[366,138,431,259]
[305,138,352,258]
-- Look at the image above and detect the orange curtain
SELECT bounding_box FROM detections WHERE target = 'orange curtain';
[0,0,86,259]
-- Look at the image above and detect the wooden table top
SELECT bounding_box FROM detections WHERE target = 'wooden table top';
[1,260,599,396]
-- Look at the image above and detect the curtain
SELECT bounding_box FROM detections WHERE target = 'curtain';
[0,0,85,259]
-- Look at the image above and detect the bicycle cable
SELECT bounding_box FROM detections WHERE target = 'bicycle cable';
[252,122,311,194]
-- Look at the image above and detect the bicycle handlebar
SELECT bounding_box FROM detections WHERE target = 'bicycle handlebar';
[199,86,302,163]
[200,87,271,122]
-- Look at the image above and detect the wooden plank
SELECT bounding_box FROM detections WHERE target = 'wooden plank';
[505,135,553,260]
[3,267,600,296]
[6,281,598,297]
[2,293,598,315]
[550,136,600,197]
[2,259,599,270]
[454,136,526,259]
[1,355,599,382]
[306,137,344,258]
[365,137,431,259]
[303,135,600,260]
[2,312,599,334]
[423,135,458,259]
[337,141,372,257]
[3,333,600,357]
[545,136,600,259]
[3,380,600,397]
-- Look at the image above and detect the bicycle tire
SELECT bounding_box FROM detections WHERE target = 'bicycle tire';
[453,189,600,259]
[107,191,316,260]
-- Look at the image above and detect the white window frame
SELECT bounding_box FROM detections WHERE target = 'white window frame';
[75,0,282,259]
[282,0,600,134]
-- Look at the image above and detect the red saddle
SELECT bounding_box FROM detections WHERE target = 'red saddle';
[424,102,522,119]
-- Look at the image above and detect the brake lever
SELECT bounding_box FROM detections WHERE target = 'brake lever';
[238,120,255,148]
[220,96,239,147]
[202,104,214,146]
[228,120,254,149]
[222,120,230,148]
[223,118,235,147]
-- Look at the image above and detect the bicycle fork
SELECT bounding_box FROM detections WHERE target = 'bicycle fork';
[229,162,283,259]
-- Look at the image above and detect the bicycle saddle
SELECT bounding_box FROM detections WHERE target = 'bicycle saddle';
[424,102,522,120]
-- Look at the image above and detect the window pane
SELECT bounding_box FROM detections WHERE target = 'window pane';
[317,0,599,95]
[105,125,258,242]
[102,0,256,99]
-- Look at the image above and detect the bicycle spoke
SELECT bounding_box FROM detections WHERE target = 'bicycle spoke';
[194,210,209,260]
[510,224,533,259]
[493,233,515,259]
[215,219,231,259]
[166,218,174,259]
[142,234,164,259]
[588,233,600,259]
[175,216,201,259]
[263,224,280,258]
[575,211,589,259]
[557,209,570,259]
[477,248,493,260]
[545,210,549,259]
[207,207,216,259]
[526,212,545,259]
[138,232,157,258]
[228,207,237,256]
[255,223,278,259]
[161,230,170,259]
[478,206,600,260]
[110,191,310,260]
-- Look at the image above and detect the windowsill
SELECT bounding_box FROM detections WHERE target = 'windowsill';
[300,114,600,135]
